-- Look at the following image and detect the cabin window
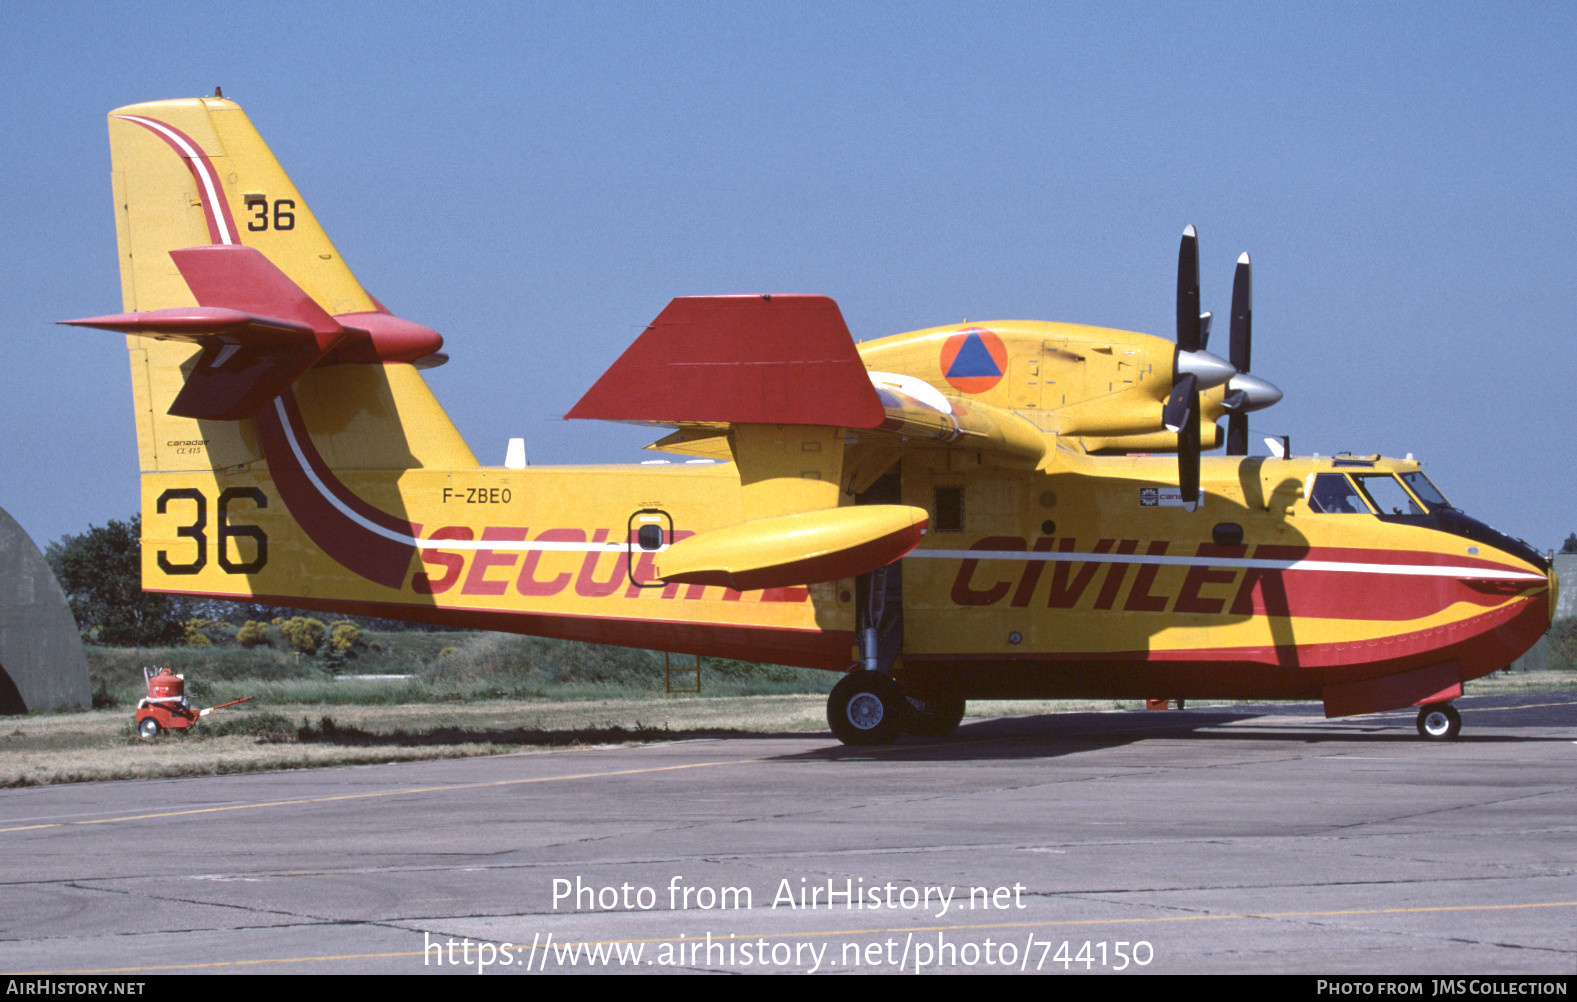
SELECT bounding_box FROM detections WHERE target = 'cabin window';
[933,486,964,533]
[1354,475,1425,516]
[1307,473,1372,514]
[637,524,664,550]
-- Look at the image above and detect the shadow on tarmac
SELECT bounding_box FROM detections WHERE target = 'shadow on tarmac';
[779,693,1577,763]
[275,693,1574,763]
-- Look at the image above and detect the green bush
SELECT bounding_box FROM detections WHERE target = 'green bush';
[46,516,184,647]
[182,618,214,650]
[329,621,362,652]
[279,617,326,654]
[236,621,271,648]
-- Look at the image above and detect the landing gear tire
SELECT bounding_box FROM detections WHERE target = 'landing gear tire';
[906,696,967,737]
[828,672,908,746]
[138,717,162,740]
[1416,702,1461,741]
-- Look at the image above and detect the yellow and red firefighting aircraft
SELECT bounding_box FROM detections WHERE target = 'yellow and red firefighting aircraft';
[64,97,1554,745]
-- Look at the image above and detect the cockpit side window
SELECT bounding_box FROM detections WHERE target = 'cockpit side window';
[1307,473,1372,514]
[1354,474,1426,516]
[1400,471,1451,511]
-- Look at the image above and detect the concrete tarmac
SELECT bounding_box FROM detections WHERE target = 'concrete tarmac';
[2,692,1574,976]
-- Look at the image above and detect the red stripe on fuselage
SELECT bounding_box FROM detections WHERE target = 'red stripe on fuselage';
[1226,560,1520,621]
[273,392,414,535]
[901,592,1549,700]
[254,391,417,589]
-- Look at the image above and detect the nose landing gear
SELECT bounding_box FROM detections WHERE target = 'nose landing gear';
[1416,702,1462,741]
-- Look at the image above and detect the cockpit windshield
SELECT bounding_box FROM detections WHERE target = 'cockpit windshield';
[1400,471,1451,511]
[1353,474,1426,516]
[1307,473,1372,514]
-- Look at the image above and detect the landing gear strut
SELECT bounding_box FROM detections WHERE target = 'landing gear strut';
[1416,702,1461,741]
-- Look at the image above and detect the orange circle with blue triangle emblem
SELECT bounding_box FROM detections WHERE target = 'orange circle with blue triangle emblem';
[939,328,1007,393]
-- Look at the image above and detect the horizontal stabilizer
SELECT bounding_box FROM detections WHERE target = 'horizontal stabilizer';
[567,295,885,428]
[60,306,319,343]
[659,504,928,592]
[170,245,343,337]
[61,245,349,420]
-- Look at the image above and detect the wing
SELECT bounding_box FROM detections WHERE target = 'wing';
[565,295,1051,589]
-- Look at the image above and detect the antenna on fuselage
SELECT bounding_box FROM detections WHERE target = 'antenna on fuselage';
[505,438,527,468]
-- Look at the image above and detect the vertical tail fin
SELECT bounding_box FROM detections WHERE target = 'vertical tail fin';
[88,96,475,475]
[74,96,477,608]
[108,97,375,315]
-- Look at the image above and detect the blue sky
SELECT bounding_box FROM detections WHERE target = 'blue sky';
[2,1,1572,552]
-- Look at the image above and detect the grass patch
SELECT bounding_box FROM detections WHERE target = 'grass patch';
[84,631,836,708]
[0,632,842,786]
[0,695,837,788]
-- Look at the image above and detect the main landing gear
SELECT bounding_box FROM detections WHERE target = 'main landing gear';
[826,671,966,746]
[1416,701,1462,741]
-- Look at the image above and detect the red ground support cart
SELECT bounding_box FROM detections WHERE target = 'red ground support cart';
[135,667,253,738]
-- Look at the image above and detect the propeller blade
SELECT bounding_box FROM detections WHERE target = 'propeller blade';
[1226,251,1254,456]
[1163,372,1197,433]
[1229,252,1252,373]
[1179,389,1201,503]
[1227,412,1249,456]
[1176,226,1200,353]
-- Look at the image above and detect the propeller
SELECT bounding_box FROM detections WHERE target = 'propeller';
[1164,227,1285,499]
